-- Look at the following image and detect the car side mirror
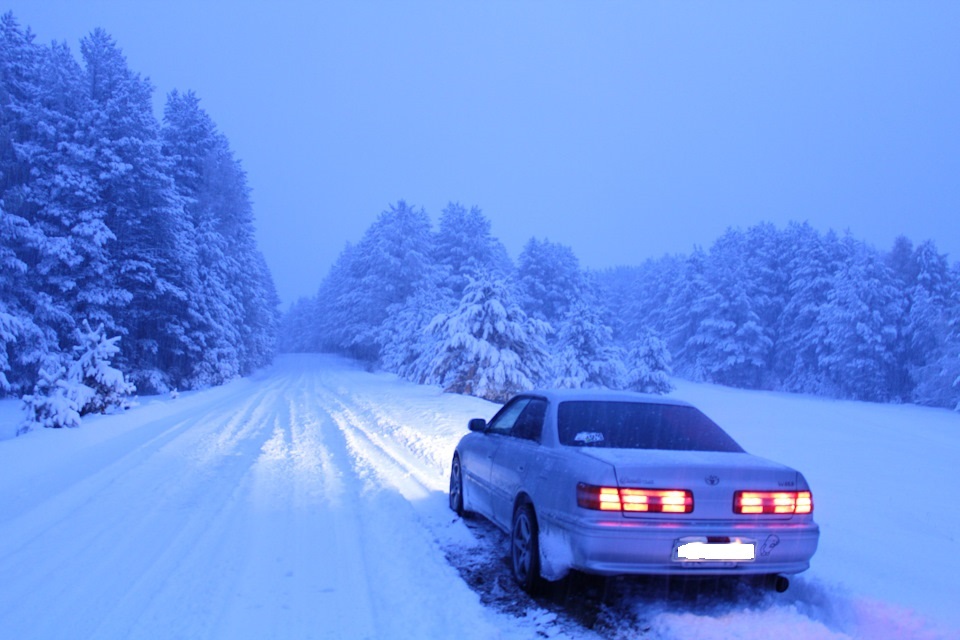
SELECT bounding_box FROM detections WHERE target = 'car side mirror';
[468,418,487,432]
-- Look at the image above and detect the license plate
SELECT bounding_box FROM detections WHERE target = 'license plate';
[672,537,756,562]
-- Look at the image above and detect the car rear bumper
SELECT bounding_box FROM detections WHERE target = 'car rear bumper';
[546,514,820,577]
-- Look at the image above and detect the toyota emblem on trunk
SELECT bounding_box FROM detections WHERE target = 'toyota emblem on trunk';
[705,475,720,486]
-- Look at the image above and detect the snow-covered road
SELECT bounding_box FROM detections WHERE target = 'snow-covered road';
[1,354,957,639]
[0,356,516,639]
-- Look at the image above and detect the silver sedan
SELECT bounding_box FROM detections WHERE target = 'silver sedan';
[448,390,820,593]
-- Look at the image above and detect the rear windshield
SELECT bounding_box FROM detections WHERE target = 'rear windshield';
[557,401,744,452]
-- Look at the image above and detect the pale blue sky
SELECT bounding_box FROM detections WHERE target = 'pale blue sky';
[7,1,960,306]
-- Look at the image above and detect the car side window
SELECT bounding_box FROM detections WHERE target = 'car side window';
[510,398,547,443]
[486,398,531,436]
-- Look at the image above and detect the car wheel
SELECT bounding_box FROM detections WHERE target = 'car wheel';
[511,502,542,593]
[449,455,465,516]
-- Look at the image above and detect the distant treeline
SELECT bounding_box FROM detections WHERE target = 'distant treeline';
[285,203,959,409]
[600,223,958,406]
[284,201,685,402]
[1,13,279,402]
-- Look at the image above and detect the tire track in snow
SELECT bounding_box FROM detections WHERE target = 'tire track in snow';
[197,366,383,640]
[0,376,288,639]
[300,370,510,639]
[306,365,597,640]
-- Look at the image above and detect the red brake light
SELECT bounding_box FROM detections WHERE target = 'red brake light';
[734,490,813,515]
[577,483,693,513]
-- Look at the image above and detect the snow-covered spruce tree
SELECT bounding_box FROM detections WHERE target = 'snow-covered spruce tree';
[25,40,123,338]
[0,13,59,394]
[661,247,713,371]
[679,229,774,388]
[0,306,25,393]
[67,321,135,415]
[895,245,960,408]
[599,256,683,347]
[885,239,953,403]
[161,89,223,386]
[20,321,134,432]
[331,201,435,361]
[162,88,279,386]
[81,29,195,392]
[550,298,625,389]
[814,238,903,401]
[776,225,846,393]
[624,329,673,394]
[682,279,772,388]
[278,296,320,353]
[434,203,512,298]
[423,272,550,402]
[377,281,455,383]
[19,355,81,432]
[517,237,584,326]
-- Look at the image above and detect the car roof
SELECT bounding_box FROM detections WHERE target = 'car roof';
[522,389,695,407]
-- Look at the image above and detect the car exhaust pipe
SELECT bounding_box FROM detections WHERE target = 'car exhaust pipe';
[774,574,790,593]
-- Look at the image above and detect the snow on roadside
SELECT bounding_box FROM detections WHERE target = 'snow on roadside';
[670,379,960,638]
[0,397,25,440]
[1,354,958,639]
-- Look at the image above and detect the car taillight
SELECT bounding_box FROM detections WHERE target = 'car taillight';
[734,490,813,515]
[577,483,693,513]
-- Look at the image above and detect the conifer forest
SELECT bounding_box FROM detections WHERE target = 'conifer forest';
[1,14,279,429]
[4,11,960,432]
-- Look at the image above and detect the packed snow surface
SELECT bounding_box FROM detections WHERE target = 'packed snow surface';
[1,354,957,639]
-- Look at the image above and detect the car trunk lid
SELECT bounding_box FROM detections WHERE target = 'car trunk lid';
[576,448,800,520]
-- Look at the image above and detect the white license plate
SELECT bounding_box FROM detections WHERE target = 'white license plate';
[673,538,756,562]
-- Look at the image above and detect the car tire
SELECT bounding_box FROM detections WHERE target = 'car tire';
[449,455,465,516]
[511,502,543,594]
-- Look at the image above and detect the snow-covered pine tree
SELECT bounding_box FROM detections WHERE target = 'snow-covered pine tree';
[423,272,550,402]
[661,247,713,370]
[0,304,24,393]
[278,297,320,353]
[434,203,511,298]
[894,241,959,407]
[517,237,584,325]
[624,329,673,394]
[0,13,50,395]
[81,29,194,392]
[66,320,135,415]
[332,201,435,361]
[892,240,951,401]
[19,354,81,431]
[160,89,219,386]
[776,224,845,393]
[814,237,903,401]
[160,73,277,387]
[682,279,772,388]
[378,282,455,382]
[2,15,276,401]
[28,40,123,336]
[19,321,133,432]
[310,243,357,353]
[239,251,281,374]
[680,229,773,388]
[599,257,683,346]
[550,298,625,389]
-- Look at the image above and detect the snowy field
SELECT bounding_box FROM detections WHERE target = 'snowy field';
[0,354,957,639]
